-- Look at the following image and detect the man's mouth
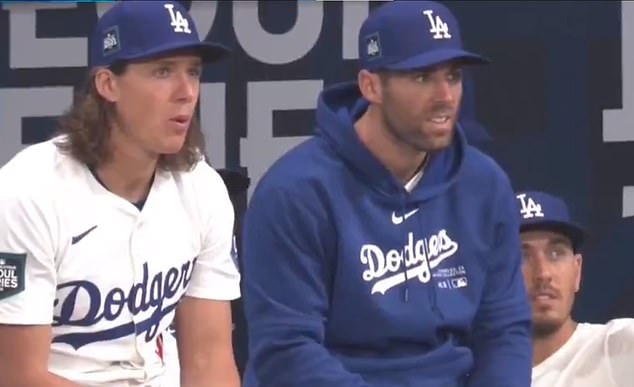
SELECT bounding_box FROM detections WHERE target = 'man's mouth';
[170,115,189,124]
[532,289,558,301]
[429,115,450,124]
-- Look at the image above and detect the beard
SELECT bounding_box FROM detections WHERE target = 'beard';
[532,317,564,339]
[381,107,455,153]
[380,95,456,153]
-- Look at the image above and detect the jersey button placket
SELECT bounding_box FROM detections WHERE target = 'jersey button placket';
[129,216,146,364]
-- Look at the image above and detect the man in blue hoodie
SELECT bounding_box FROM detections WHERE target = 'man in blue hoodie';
[240,1,532,386]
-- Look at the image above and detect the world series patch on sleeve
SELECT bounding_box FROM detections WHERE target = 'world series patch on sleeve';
[0,252,26,299]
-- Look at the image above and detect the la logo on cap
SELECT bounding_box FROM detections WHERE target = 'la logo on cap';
[423,9,451,40]
[517,193,544,219]
[164,3,191,34]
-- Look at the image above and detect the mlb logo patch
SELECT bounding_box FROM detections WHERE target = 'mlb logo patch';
[365,33,381,60]
[450,276,468,289]
[102,26,121,56]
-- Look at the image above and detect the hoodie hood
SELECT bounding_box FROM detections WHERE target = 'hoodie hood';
[315,81,466,204]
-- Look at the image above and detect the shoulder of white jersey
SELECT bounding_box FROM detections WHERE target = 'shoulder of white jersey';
[574,319,634,346]
[163,156,234,232]
[0,139,66,253]
[605,318,634,333]
[178,156,231,201]
[0,137,71,193]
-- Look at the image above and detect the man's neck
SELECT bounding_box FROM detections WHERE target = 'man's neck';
[95,137,158,203]
[355,106,427,184]
[532,318,578,367]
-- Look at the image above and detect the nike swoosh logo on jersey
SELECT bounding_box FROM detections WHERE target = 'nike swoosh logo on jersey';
[71,225,98,245]
[391,208,419,225]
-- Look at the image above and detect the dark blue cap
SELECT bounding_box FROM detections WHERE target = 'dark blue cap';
[89,1,230,68]
[358,0,489,71]
[515,191,585,248]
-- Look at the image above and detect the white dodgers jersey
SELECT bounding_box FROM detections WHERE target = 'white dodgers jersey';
[532,318,634,387]
[0,138,241,386]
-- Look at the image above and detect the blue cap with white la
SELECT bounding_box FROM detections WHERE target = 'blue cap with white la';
[515,191,586,249]
[89,1,230,67]
[358,0,489,71]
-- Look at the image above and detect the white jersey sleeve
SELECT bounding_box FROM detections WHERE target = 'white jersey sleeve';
[532,319,634,387]
[604,318,634,385]
[0,167,58,325]
[183,161,240,301]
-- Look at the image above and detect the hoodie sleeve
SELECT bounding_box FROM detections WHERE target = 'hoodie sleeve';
[241,183,371,387]
[467,175,532,387]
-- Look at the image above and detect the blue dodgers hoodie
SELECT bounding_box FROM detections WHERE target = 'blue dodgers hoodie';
[241,81,532,387]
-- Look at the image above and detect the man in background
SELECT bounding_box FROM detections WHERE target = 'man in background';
[517,190,634,387]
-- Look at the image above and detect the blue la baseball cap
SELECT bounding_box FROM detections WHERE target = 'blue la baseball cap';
[359,0,488,71]
[89,1,230,68]
[515,191,586,249]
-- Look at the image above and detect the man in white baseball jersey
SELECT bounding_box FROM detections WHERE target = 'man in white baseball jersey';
[516,191,634,387]
[0,2,240,386]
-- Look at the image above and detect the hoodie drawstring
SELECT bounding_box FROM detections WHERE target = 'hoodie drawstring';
[398,199,445,320]
[399,196,410,303]
[415,209,445,320]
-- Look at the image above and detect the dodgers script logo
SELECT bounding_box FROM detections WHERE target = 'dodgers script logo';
[360,229,459,295]
[52,258,196,350]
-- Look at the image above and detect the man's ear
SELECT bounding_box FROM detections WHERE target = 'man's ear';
[357,69,384,105]
[574,253,583,293]
[94,68,120,103]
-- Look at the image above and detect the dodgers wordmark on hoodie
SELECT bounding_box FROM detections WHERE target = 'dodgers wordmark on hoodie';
[240,81,532,387]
